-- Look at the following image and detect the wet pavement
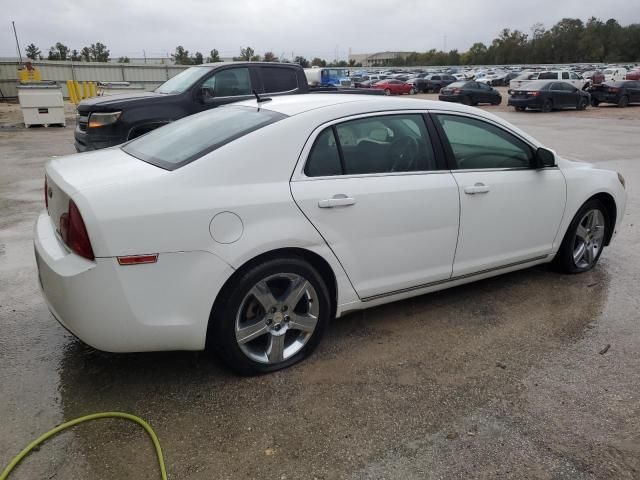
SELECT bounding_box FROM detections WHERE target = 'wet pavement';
[1,109,639,479]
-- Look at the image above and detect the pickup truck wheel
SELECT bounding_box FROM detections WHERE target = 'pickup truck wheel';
[617,95,629,108]
[541,99,553,113]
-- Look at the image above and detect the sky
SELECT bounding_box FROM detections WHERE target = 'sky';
[2,0,639,60]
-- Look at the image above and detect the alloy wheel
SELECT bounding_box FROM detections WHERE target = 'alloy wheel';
[235,273,319,364]
[572,209,605,269]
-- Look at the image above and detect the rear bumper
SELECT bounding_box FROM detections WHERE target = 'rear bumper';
[34,212,235,352]
[508,97,542,108]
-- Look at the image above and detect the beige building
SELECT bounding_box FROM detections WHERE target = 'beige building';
[349,51,413,67]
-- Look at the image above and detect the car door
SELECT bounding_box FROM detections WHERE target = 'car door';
[550,82,572,107]
[477,82,493,103]
[629,81,640,102]
[432,113,565,277]
[193,66,256,113]
[291,113,460,299]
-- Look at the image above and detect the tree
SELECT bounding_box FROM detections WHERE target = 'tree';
[117,56,130,63]
[311,57,326,67]
[207,48,221,62]
[70,49,82,61]
[192,52,203,65]
[171,46,192,65]
[81,47,91,62]
[25,43,41,60]
[294,56,309,68]
[47,42,69,61]
[91,42,110,62]
[237,46,255,61]
[263,51,278,62]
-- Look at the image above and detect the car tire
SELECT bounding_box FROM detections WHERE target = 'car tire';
[208,257,331,375]
[541,99,553,113]
[553,199,609,274]
[491,98,501,106]
[515,106,526,112]
[409,87,416,95]
[384,88,391,96]
[591,98,600,107]
[461,95,472,105]
[577,98,588,111]
[617,95,629,108]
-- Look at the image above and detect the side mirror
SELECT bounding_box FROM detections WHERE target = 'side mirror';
[535,147,556,168]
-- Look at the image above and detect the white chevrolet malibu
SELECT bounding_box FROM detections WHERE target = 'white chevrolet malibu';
[35,94,626,374]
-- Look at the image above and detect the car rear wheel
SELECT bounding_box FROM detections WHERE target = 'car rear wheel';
[591,98,600,107]
[554,200,609,274]
[461,95,472,105]
[617,95,629,108]
[541,99,553,113]
[209,257,331,375]
[384,88,391,96]
[515,106,526,112]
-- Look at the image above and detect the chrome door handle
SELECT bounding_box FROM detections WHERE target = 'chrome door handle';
[463,183,490,195]
[318,194,356,208]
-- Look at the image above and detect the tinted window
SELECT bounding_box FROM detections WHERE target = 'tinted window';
[432,75,441,80]
[538,72,557,80]
[122,106,286,170]
[436,114,533,169]
[570,72,580,79]
[304,129,342,177]
[305,115,436,176]
[262,67,298,93]
[562,72,570,79]
[201,68,252,97]
[549,82,563,90]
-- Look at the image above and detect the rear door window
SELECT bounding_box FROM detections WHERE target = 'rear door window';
[261,67,298,93]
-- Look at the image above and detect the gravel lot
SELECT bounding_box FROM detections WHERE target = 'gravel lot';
[1,98,639,479]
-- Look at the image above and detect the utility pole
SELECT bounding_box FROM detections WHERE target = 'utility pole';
[12,21,24,65]
[443,35,447,53]
[143,49,147,64]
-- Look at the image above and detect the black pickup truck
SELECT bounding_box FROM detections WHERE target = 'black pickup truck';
[75,62,379,152]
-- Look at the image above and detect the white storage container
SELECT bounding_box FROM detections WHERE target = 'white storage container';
[17,82,65,127]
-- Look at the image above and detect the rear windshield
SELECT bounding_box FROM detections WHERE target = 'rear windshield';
[447,81,468,88]
[122,106,287,170]
[538,72,557,80]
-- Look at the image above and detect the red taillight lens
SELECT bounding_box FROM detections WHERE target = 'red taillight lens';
[452,89,461,94]
[44,177,48,210]
[608,87,620,93]
[59,200,94,260]
[526,91,540,97]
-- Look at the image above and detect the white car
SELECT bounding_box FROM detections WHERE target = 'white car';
[603,67,627,82]
[34,94,627,374]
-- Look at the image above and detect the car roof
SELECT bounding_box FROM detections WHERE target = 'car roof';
[233,93,495,118]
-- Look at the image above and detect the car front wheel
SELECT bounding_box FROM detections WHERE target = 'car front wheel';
[384,88,391,96]
[554,200,609,273]
[209,257,331,375]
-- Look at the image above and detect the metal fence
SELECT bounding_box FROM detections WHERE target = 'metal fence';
[0,60,190,98]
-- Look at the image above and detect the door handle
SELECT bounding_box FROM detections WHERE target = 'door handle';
[463,183,490,195]
[318,194,356,208]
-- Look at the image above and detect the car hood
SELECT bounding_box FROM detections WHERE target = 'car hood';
[77,91,175,113]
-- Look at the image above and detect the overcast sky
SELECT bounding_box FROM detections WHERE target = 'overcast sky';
[3,0,639,60]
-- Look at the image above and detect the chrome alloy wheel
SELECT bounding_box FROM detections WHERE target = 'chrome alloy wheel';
[573,209,605,269]
[235,273,319,364]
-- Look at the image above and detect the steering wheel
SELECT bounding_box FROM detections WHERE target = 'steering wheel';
[389,136,419,172]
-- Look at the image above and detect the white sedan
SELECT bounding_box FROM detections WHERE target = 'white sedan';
[35,94,627,374]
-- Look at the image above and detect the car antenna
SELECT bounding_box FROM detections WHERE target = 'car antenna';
[253,90,272,103]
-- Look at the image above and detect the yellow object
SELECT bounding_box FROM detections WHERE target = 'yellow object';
[82,81,90,99]
[0,412,167,480]
[18,67,42,82]
[66,80,78,104]
[89,81,97,97]
[73,81,82,102]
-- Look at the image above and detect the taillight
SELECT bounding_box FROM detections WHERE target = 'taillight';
[44,177,48,210]
[59,200,94,260]
[608,87,620,93]
[527,91,540,97]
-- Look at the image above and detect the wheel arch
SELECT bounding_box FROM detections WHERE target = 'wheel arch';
[205,247,338,347]
[589,192,617,246]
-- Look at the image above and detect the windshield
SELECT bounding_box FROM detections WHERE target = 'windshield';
[154,66,213,94]
[538,72,557,80]
[122,106,287,170]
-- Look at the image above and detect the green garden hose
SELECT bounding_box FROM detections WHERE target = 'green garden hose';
[0,412,167,480]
